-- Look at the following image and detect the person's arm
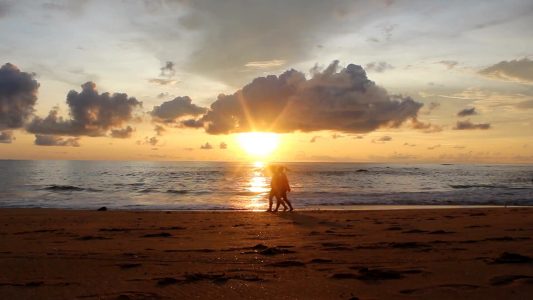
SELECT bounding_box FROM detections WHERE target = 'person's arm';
[285,174,291,192]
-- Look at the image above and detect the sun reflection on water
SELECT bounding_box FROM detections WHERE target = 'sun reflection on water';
[245,162,269,211]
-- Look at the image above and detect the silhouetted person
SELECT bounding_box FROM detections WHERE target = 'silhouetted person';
[273,166,294,212]
[267,165,287,212]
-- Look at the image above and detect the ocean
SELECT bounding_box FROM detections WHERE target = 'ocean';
[0,160,532,210]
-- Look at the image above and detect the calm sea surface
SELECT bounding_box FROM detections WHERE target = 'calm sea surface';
[0,160,532,210]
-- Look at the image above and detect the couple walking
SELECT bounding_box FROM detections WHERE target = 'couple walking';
[266,166,294,212]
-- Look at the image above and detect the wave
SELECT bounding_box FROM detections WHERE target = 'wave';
[43,185,84,192]
[166,189,188,194]
[450,184,510,189]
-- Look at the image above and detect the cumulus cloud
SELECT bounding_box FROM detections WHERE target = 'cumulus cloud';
[0,131,14,143]
[365,61,394,73]
[219,142,227,149]
[151,96,207,123]
[0,63,40,130]
[34,134,80,147]
[27,82,141,137]
[453,120,491,130]
[457,107,477,117]
[188,61,423,135]
[200,142,213,150]
[479,58,533,83]
[110,126,134,138]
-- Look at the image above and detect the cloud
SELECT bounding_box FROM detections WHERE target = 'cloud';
[219,142,227,149]
[110,126,134,138]
[438,60,458,69]
[189,61,423,134]
[332,133,344,139]
[177,1,365,86]
[427,144,441,150]
[365,61,394,73]
[137,136,158,146]
[151,96,207,124]
[310,136,320,143]
[154,125,166,136]
[0,131,14,143]
[453,120,491,130]
[245,60,286,69]
[479,58,533,83]
[27,82,141,136]
[515,99,533,109]
[421,101,440,115]
[457,107,477,117]
[372,135,392,143]
[0,63,40,130]
[200,142,213,150]
[403,142,416,147]
[148,78,178,85]
[160,61,175,77]
[410,119,443,133]
[34,134,80,147]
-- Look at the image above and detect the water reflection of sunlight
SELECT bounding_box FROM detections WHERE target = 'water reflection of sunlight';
[245,163,269,211]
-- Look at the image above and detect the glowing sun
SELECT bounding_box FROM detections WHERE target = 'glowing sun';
[236,132,279,157]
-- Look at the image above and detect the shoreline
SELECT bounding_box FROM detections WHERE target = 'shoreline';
[0,204,531,212]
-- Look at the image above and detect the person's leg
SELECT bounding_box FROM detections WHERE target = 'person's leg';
[273,194,282,212]
[283,194,294,211]
[266,190,274,212]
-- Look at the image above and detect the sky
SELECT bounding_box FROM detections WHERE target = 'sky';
[0,0,532,163]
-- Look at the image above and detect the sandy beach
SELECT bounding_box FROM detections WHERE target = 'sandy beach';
[0,207,532,299]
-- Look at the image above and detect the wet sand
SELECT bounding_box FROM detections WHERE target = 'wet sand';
[0,208,532,299]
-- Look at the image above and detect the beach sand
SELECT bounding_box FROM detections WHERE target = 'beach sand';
[0,208,532,299]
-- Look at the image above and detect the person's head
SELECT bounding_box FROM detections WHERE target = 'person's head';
[278,166,285,173]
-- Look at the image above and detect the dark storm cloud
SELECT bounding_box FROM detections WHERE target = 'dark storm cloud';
[453,120,491,130]
[188,61,423,135]
[365,61,394,73]
[110,126,134,138]
[515,99,533,109]
[27,82,141,136]
[151,96,207,123]
[200,142,213,150]
[457,107,477,117]
[0,130,14,143]
[479,58,533,83]
[34,134,80,147]
[0,63,40,130]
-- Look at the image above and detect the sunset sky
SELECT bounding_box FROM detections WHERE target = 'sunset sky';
[1,0,532,162]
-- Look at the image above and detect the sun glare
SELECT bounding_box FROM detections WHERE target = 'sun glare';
[236,132,280,157]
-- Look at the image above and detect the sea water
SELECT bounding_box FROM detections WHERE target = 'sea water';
[0,160,532,210]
